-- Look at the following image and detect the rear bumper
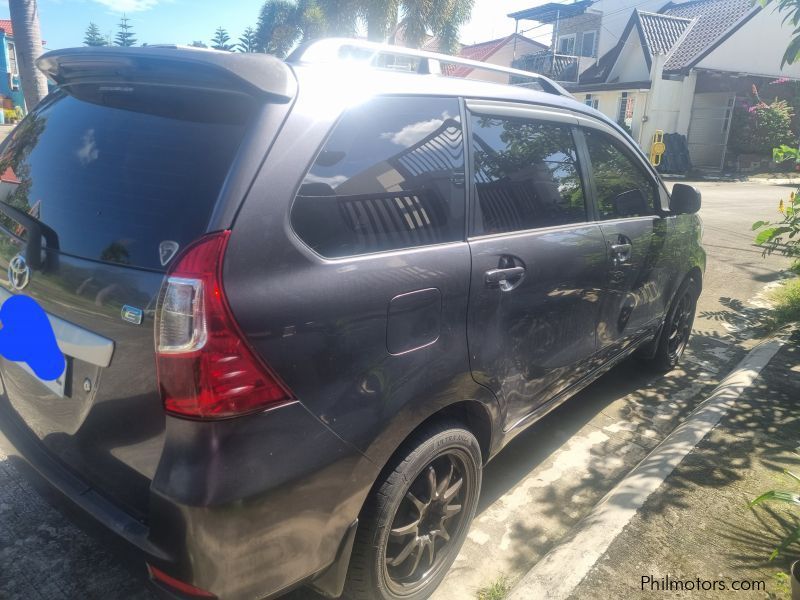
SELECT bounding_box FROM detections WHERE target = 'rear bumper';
[0,399,376,600]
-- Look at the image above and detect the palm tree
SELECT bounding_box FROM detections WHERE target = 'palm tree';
[256,0,300,57]
[362,0,474,52]
[8,0,49,111]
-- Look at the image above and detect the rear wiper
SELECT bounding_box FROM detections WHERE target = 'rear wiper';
[0,202,60,270]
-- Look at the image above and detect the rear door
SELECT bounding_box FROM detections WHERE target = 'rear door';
[577,124,670,359]
[0,87,256,519]
[464,101,607,431]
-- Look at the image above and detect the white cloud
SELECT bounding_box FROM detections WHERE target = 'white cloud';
[381,111,455,147]
[91,0,161,12]
[303,173,348,189]
[77,129,99,166]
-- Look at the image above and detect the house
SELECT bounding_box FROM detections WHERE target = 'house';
[512,0,800,171]
[449,34,547,83]
[0,20,27,114]
[569,0,800,170]
[508,0,667,82]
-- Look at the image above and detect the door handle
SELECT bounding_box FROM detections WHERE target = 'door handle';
[485,266,525,287]
[610,242,632,264]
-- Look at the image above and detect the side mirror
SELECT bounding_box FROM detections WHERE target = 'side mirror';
[670,183,701,215]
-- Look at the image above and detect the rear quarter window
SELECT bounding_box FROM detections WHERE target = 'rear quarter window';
[290,96,466,258]
[0,92,248,270]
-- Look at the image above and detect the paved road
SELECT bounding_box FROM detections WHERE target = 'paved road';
[0,181,793,600]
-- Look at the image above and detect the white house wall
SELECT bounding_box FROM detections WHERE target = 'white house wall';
[580,89,648,143]
[607,29,650,83]
[590,0,668,57]
[696,7,800,78]
[639,77,689,151]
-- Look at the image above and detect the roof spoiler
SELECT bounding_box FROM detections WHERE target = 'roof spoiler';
[36,46,297,103]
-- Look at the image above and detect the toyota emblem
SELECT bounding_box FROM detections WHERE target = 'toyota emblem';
[8,254,30,291]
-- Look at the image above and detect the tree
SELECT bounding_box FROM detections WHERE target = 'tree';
[189,40,209,48]
[211,26,234,51]
[256,0,303,57]
[362,0,474,52]
[115,15,137,47]
[8,0,49,111]
[84,22,107,46]
[237,27,259,53]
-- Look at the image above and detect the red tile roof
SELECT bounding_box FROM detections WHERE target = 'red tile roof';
[450,33,546,77]
[0,20,12,37]
[1,167,20,185]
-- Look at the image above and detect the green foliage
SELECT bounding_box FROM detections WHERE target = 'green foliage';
[254,0,475,57]
[729,99,795,156]
[189,40,208,48]
[476,576,511,600]
[83,22,107,47]
[211,27,234,51]
[3,109,16,122]
[257,0,304,57]
[766,277,800,327]
[114,15,137,47]
[750,466,800,559]
[760,0,800,67]
[237,27,260,52]
[753,145,800,259]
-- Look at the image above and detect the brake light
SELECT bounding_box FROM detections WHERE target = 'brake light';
[155,231,293,419]
[147,564,217,598]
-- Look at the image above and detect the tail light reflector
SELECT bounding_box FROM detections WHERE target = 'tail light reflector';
[155,231,293,419]
[147,564,217,598]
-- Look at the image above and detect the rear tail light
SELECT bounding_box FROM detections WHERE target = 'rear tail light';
[155,230,293,419]
[147,564,217,598]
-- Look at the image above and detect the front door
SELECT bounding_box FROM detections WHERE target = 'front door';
[465,103,606,430]
[579,125,669,359]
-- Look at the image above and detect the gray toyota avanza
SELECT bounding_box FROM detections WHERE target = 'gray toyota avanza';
[0,39,704,600]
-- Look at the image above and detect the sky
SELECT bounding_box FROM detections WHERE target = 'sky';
[0,0,553,51]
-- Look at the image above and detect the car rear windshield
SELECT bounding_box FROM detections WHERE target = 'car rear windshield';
[0,91,249,270]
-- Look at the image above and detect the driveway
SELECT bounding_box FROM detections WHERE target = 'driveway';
[0,181,793,600]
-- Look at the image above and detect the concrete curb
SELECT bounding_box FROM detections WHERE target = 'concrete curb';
[507,332,790,600]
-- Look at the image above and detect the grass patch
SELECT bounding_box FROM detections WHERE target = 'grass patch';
[477,576,511,600]
[765,277,800,328]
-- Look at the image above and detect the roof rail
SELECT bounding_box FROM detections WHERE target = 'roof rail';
[286,38,571,98]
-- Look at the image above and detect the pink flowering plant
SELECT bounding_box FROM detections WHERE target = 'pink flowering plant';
[729,86,795,156]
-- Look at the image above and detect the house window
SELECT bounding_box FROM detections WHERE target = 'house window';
[7,41,17,76]
[584,94,599,109]
[580,31,597,57]
[557,34,576,56]
[617,92,635,127]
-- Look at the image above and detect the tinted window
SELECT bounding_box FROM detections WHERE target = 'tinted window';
[583,129,657,220]
[0,92,248,270]
[291,96,465,258]
[470,115,587,235]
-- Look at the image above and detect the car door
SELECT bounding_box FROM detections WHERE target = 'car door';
[464,101,607,431]
[576,122,670,360]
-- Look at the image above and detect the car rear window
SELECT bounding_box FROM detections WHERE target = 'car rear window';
[0,91,248,270]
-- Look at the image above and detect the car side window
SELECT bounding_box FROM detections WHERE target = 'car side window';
[291,96,465,258]
[470,114,587,235]
[583,128,658,220]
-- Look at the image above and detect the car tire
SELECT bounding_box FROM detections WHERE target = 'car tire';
[645,275,698,372]
[342,422,482,600]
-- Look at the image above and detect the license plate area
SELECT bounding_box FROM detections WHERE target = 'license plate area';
[17,356,69,397]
